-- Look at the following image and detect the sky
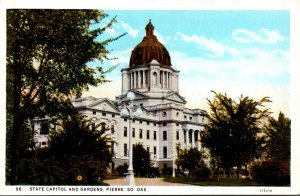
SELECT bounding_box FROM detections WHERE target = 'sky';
[83,10,290,118]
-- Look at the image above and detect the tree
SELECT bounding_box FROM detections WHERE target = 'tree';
[6,9,125,184]
[133,142,152,177]
[201,91,271,181]
[18,112,113,185]
[250,112,291,186]
[264,112,291,161]
[175,148,210,178]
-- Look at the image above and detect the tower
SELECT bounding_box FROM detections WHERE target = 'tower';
[120,20,186,107]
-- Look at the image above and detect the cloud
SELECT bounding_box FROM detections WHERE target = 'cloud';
[119,21,139,38]
[154,30,170,45]
[232,28,286,44]
[176,32,239,58]
[106,27,118,37]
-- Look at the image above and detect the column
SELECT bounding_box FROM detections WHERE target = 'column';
[143,70,146,88]
[162,71,164,88]
[165,71,167,89]
[135,71,138,89]
[185,130,189,148]
[131,73,134,89]
[166,72,169,88]
[192,130,195,148]
[138,71,141,88]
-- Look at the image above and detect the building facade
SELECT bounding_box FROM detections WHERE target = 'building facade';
[34,20,208,172]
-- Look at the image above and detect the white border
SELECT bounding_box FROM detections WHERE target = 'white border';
[1,0,299,195]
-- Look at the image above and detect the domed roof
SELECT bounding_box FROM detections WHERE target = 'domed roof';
[129,20,171,68]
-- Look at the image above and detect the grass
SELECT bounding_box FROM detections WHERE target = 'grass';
[164,176,264,186]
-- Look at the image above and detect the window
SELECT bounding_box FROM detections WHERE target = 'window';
[184,130,187,143]
[40,122,49,135]
[133,119,135,123]
[176,112,179,117]
[111,125,115,134]
[93,111,96,115]
[124,127,127,137]
[152,72,157,85]
[190,116,193,120]
[112,114,115,117]
[124,118,127,122]
[163,123,167,126]
[176,131,179,140]
[147,122,150,125]
[163,131,167,140]
[132,128,135,138]
[163,146,167,158]
[139,129,143,139]
[147,147,150,152]
[124,144,128,156]
[162,111,166,117]
[176,123,179,126]
[154,146,157,155]
[184,115,187,119]
[146,130,150,139]
[153,131,157,140]
[154,123,156,126]
[102,112,106,116]
[140,120,142,124]
[41,142,47,146]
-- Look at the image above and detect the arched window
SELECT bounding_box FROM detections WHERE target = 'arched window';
[152,72,157,85]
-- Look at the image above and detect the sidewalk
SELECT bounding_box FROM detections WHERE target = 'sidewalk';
[103,177,191,186]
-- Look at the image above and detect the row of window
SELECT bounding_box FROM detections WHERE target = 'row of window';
[123,118,157,126]
[92,111,115,118]
[123,144,159,157]
[123,144,169,158]
[124,127,157,140]
[124,128,183,142]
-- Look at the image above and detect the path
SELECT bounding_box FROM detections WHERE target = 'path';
[103,177,191,186]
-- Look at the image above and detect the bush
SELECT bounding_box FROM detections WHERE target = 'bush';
[116,165,128,176]
[251,160,290,186]
[162,167,173,176]
[147,167,160,177]
[194,167,211,179]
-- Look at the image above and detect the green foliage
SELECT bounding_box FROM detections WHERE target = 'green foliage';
[6,9,125,184]
[201,91,271,180]
[264,112,291,161]
[133,142,152,177]
[176,148,210,178]
[161,167,173,176]
[250,160,290,186]
[18,112,113,185]
[116,165,128,176]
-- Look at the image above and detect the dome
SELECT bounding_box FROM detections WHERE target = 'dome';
[129,20,171,68]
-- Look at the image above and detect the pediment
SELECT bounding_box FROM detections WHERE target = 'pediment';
[118,90,149,101]
[165,92,186,104]
[88,98,119,113]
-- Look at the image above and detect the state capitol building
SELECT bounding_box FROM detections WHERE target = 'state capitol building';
[35,20,208,172]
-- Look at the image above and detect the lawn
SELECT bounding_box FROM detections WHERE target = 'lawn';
[164,177,264,186]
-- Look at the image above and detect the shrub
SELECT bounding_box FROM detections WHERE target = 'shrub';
[195,167,211,179]
[250,160,290,186]
[162,167,173,175]
[116,165,128,176]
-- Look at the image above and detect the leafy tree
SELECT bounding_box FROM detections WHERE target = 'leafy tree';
[18,112,113,185]
[133,142,152,177]
[264,112,291,161]
[201,91,271,180]
[250,112,291,186]
[6,9,125,184]
[175,147,210,178]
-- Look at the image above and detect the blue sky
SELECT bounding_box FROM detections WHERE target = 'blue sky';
[84,10,290,117]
